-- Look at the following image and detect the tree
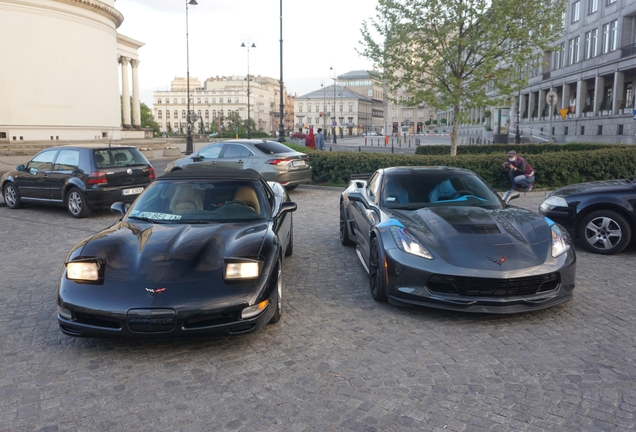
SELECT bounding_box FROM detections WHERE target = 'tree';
[140,102,160,136]
[360,0,565,155]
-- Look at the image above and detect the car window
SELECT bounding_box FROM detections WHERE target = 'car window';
[27,149,57,171]
[198,144,223,159]
[53,149,80,171]
[367,172,381,203]
[127,180,267,223]
[94,148,148,168]
[222,144,251,158]
[254,142,294,154]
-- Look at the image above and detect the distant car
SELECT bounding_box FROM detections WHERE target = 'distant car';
[208,132,219,138]
[340,166,576,313]
[539,178,636,255]
[164,139,312,191]
[57,169,297,338]
[291,132,306,139]
[362,131,378,136]
[1,144,155,218]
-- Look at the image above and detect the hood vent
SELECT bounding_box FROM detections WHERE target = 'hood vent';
[452,224,501,234]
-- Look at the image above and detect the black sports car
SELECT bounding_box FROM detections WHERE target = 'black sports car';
[340,166,576,313]
[539,178,636,255]
[57,169,297,338]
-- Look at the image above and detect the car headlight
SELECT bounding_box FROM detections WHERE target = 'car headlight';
[390,226,434,260]
[550,224,570,257]
[66,261,100,281]
[540,195,568,212]
[225,261,260,280]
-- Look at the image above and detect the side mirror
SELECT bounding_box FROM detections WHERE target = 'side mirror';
[16,165,25,172]
[280,201,297,214]
[191,155,203,162]
[347,192,366,206]
[110,202,129,216]
[502,190,520,204]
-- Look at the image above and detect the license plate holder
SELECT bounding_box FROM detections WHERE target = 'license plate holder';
[122,187,144,196]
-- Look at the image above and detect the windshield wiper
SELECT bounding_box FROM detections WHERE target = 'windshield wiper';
[127,215,172,224]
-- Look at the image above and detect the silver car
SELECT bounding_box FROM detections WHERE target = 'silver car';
[164,139,312,190]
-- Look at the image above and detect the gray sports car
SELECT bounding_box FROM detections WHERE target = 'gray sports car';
[340,166,576,313]
[165,139,312,191]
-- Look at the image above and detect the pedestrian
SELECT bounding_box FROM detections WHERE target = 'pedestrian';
[503,150,535,191]
[305,127,316,150]
[315,128,325,150]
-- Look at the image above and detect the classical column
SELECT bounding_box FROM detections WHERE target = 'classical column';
[538,89,546,118]
[576,80,587,117]
[119,56,131,128]
[594,76,604,113]
[612,71,624,114]
[562,83,571,111]
[131,59,141,128]
[520,94,527,121]
[528,92,536,120]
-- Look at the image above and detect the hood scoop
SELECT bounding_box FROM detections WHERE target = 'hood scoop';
[452,224,501,234]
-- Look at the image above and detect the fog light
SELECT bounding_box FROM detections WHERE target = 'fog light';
[241,300,269,319]
[58,306,72,320]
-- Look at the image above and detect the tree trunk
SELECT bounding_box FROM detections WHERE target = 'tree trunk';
[450,105,461,156]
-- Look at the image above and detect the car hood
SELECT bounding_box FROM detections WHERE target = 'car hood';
[77,221,268,283]
[387,206,551,269]
[551,179,636,196]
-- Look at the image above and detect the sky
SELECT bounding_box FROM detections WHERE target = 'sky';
[115,0,380,108]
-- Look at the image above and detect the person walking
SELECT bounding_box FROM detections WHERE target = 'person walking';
[305,127,316,149]
[315,128,325,150]
[503,150,535,191]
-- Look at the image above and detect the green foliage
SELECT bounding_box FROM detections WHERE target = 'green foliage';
[440,118,447,124]
[415,143,629,156]
[139,102,160,135]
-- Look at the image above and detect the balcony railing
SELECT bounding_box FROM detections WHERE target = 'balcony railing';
[621,42,636,58]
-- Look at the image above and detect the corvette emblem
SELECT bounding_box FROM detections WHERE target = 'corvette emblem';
[145,287,167,294]
[488,256,507,266]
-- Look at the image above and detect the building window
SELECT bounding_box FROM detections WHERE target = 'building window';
[158,98,162,104]
[220,98,223,104]
[618,124,623,135]
[589,0,598,13]
[235,98,239,103]
[205,98,208,103]
[571,1,580,23]
[404,109,413,117]
[597,125,603,135]
[308,105,312,112]
[205,110,209,118]
[581,125,585,135]
[584,31,591,59]
[197,98,201,103]
[626,83,633,108]
[298,105,303,113]
[607,0,616,4]
[182,110,186,119]
[173,98,177,103]
[174,110,178,118]
[591,29,598,57]
[349,104,353,112]
[574,36,580,63]
[610,20,618,51]
[568,39,576,64]
[158,110,162,119]
[603,23,610,53]
[564,126,569,135]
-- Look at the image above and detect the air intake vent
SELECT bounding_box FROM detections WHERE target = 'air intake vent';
[453,224,501,234]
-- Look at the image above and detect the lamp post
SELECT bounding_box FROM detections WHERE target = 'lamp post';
[515,67,521,144]
[241,37,256,139]
[330,66,337,144]
[185,0,197,154]
[321,83,326,134]
[277,0,285,142]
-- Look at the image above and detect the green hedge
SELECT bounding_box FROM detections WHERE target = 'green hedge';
[297,147,636,190]
[414,143,629,156]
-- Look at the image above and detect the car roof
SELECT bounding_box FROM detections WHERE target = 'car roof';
[160,168,262,182]
[56,143,139,150]
[213,139,281,146]
[382,166,475,175]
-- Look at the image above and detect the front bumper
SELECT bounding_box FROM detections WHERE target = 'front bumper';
[383,247,576,314]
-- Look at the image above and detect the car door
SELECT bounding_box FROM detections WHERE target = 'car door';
[49,149,81,202]
[16,149,58,200]
[189,143,223,168]
[217,144,248,169]
[350,172,382,260]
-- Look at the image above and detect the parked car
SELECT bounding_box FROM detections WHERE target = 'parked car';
[164,139,312,191]
[340,166,576,313]
[362,131,378,136]
[539,178,636,255]
[1,144,155,218]
[57,168,297,338]
[291,132,306,139]
[208,132,219,138]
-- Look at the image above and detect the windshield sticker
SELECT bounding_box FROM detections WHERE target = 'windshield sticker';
[138,212,182,221]
[386,197,397,202]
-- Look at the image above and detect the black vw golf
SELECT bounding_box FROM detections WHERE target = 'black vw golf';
[340,167,576,313]
[57,169,297,338]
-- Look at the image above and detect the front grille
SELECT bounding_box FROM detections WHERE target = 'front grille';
[73,312,121,329]
[183,311,241,329]
[427,273,560,297]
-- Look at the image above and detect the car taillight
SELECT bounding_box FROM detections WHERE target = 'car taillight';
[266,158,292,166]
[148,166,155,180]
[87,171,108,185]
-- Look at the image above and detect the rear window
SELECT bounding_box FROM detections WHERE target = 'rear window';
[93,148,148,168]
[254,141,296,155]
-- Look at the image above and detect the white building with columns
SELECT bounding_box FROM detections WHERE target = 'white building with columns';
[0,0,145,143]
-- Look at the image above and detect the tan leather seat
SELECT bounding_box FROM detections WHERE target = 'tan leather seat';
[169,185,203,212]
[233,186,260,213]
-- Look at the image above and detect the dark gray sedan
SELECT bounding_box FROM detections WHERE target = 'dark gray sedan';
[164,139,312,191]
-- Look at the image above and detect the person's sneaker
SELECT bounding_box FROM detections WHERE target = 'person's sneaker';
[527,184,533,192]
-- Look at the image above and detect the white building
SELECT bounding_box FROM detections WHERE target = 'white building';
[0,0,145,143]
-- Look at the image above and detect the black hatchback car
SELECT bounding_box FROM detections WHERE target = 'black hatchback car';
[539,178,636,254]
[1,144,155,218]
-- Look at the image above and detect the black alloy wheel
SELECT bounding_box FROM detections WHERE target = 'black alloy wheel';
[3,183,23,209]
[578,210,631,255]
[369,237,388,302]
[340,201,354,246]
[284,184,299,191]
[66,187,92,218]
[269,263,283,324]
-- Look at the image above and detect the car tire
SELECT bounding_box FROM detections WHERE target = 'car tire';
[369,237,388,302]
[269,262,283,324]
[66,187,92,218]
[3,183,23,209]
[578,210,631,255]
[284,218,294,257]
[340,201,355,246]
[284,184,298,191]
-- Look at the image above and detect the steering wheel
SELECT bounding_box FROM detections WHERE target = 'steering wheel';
[224,200,253,210]
[450,190,474,199]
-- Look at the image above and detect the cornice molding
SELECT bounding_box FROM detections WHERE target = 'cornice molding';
[117,34,145,49]
[54,0,123,27]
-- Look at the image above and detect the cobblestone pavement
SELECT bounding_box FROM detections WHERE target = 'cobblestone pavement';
[0,188,635,431]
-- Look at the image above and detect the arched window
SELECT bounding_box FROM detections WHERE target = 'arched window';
[158,110,162,119]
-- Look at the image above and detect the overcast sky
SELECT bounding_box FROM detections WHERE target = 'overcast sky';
[116,0,379,108]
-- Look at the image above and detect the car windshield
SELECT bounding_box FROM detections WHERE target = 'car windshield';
[254,141,296,154]
[94,148,148,168]
[126,180,267,223]
[381,172,503,210]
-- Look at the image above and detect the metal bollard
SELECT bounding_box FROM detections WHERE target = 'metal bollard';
[365,138,367,145]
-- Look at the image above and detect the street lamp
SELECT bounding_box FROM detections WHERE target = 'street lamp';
[185,0,197,155]
[321,83,327,134]
[241,37,256,139]
[330,66,337,144]
[277,0,285,142]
